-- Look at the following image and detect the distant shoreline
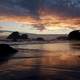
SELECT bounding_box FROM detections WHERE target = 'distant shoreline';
[0,39,80,45]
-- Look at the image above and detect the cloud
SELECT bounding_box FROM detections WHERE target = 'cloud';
[0,0,80,18]
[44,0,80,18]
[0,0,80,31]
[0,0,42,19]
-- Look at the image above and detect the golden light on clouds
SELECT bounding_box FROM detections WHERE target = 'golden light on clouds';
[40,15,80,28]
[0,13,80,30]
[0,0,80,32]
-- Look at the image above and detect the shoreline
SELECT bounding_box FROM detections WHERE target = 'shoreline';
[0,40,80,45]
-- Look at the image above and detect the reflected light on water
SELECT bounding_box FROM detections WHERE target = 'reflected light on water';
[0,42,80,80]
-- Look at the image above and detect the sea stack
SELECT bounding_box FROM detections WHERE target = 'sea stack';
[68,30,80,40]
[0,44,18,57]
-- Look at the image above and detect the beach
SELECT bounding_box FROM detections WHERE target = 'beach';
[0,42,80,80]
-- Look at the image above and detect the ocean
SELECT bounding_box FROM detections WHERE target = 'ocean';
[0,42,80,80]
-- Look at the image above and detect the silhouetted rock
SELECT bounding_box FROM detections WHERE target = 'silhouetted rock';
[21,34,29,40]
[36,37,45,41]
[68,30,80,40]
[7,31,20,41]
[0,44,18,63]
[0,44,17,55]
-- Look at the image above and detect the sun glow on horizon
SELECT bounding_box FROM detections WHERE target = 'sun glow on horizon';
[0,13,80,34]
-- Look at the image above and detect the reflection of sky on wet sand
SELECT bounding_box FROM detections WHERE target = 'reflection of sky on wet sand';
[0,43,80,79]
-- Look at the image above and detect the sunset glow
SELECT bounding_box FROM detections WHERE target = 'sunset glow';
[0,0,80,34]
[0,15,80,34]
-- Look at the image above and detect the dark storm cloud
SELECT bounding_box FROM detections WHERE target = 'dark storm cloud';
[44,0,80,17]
[0,0,80,18]
[0,0,42,18]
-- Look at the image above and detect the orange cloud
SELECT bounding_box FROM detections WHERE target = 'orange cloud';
[0,13,80,30]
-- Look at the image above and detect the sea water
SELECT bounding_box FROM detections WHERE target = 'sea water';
[0,42,80,80]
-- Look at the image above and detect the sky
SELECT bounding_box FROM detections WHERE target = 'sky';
[0,0,80,34]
